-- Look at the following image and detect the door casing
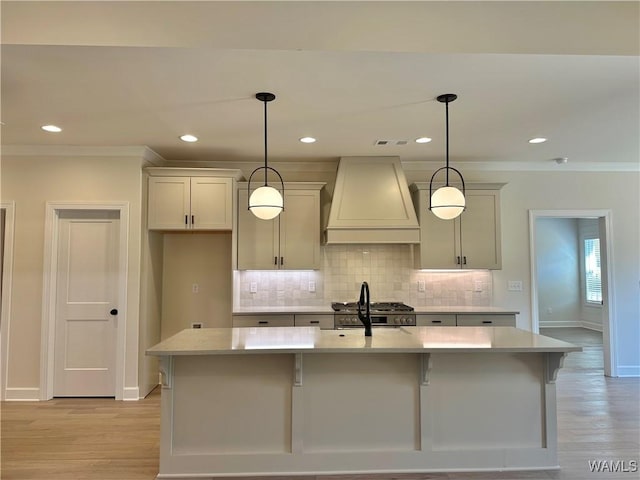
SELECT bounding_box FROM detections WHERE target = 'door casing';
[41,202,129,400]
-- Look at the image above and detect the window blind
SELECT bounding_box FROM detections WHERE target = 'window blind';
[584,238,602,304]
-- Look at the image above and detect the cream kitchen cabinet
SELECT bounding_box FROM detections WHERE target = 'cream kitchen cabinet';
[147,168,242,231]
[411,183,504,269]
[237,183,324,270]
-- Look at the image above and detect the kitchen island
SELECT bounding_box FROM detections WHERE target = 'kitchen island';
[147,326,580,479]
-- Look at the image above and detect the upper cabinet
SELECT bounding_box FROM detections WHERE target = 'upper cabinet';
[237,183,324,270]
[146,168,243,231]
[410,183,504,270]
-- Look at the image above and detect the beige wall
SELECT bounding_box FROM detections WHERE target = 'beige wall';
[161,232,232,339]
[0,152,144,396]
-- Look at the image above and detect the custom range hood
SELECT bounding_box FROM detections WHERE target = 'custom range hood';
[325,157,419,244]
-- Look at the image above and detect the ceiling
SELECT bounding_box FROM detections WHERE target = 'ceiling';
[2,1,638,170]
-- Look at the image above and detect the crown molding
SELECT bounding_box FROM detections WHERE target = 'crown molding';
[401,160,640,173]
[1,145,166,161]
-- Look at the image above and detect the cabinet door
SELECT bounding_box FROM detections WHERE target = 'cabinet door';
[190,177,233,230]
[237,189,278,270]
[414,189,458,269]
[456,314,515,327]
[294,314,334,329]
[280,190,321,270]
[232,315,295,327]
[460,191,501,269]
[416,314,457,326]
[148,177,190,230]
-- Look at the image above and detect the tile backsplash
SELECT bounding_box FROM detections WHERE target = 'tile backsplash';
[236,244,492,308]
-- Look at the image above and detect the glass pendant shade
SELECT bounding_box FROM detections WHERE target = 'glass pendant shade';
[249,185,284,220]
[430,186,466,220]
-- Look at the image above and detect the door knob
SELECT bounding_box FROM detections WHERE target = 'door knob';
[110,308,118,316]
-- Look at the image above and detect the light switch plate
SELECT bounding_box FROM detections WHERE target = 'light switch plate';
[250,282,258,294]
[308,281,316,293]
[508,280,523,292]
[418,280,426,292]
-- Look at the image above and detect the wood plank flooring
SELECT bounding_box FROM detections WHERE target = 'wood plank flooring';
[2,328,638,480]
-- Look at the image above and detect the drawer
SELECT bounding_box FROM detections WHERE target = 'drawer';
[416,314,456,326]
[455,314,516,327]
[232,315,295,328]
[294,314,334,329]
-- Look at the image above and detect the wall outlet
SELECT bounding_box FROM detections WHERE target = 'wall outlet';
[191,322,203,329]
[308,281,316,293]
[474,280,483,292]
[418,280,426,292]
[507,280,523,292]
[192,283,199,294]
[250,282,258,294]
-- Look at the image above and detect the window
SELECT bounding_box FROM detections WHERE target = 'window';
[584,238,602,304]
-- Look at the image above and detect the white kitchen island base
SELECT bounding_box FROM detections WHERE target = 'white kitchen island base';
[148,327,579,479]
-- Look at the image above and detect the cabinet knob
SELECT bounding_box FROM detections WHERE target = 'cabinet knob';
[110,308,118,316]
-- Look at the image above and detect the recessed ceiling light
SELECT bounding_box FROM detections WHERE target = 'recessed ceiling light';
[180,134,198,143]
[41,125,62,133]
[415,137,432,144]
[529,137,547,144]
[299,137,316,143]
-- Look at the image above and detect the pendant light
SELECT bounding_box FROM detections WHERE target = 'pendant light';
[429,93,466,220]
[248,92,284,220]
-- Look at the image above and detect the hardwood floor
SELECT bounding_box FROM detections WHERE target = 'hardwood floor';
[2,328,638,480]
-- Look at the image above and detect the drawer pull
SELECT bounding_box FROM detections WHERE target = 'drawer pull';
[432,320,442,324]
[482,320,493,324]
[310,320,320,324]
[258,321,269,325]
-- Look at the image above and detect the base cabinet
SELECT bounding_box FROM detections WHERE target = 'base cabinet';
[233,313,334,329]
[411,183,503,269]
[417,313,516,327]
[237,183,324,270]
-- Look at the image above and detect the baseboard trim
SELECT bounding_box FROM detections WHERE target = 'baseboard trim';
[615,366,640,377]
[539,321,581,328]
[581,321,603,332]
[5,387,40,401]
[123,387,140,401]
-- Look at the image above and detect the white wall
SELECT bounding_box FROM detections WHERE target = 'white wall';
[536,218,581,326]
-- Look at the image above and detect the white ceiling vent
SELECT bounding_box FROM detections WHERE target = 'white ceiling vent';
[375,139,409,146]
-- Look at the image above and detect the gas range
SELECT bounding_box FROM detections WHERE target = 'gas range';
[331,301,416,329]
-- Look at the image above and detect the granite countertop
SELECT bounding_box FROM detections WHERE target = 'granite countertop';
[147,326,580,356]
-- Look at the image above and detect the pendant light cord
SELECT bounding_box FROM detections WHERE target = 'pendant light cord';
[445,98,450,186]
[263,98,268,186]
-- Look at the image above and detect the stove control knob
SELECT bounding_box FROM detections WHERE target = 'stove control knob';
[402,317,409,325]
[394,317,401,325]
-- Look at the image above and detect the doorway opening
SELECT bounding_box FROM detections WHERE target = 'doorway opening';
[529,210,615,377]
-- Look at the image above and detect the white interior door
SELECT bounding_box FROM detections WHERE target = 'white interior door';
[53,210,120,397]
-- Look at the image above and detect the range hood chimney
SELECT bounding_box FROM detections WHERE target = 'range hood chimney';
[325,156,420,244]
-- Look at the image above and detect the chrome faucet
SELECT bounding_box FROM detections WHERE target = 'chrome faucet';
[357,281,372,337]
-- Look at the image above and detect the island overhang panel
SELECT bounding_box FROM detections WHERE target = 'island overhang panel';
[147,327,580,479]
